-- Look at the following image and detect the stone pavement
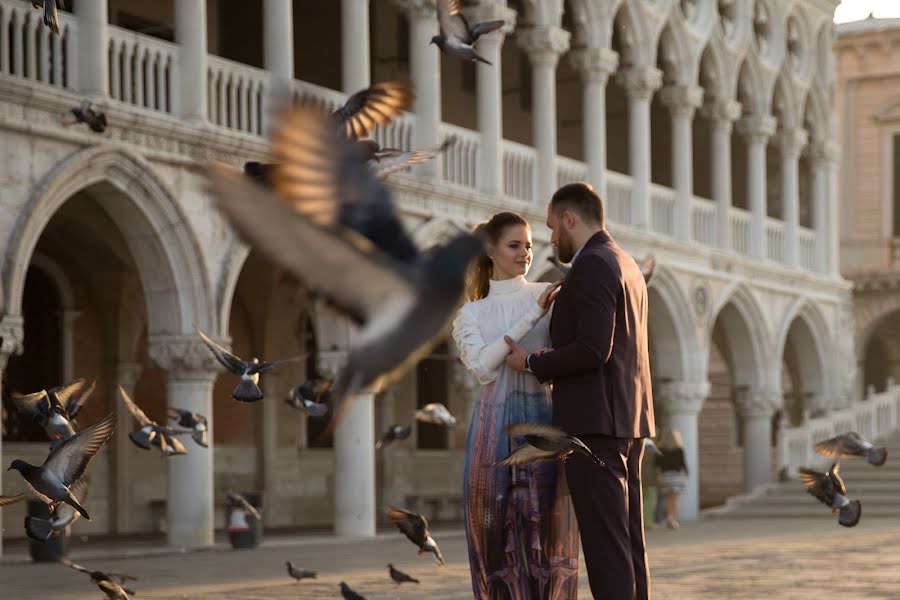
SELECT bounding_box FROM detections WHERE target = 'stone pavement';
[2,517,900,599]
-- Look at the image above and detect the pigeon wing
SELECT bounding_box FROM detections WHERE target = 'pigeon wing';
[117,386,152,427]
[468,19,505,41]
[196,327,248,374]
[251,354,308,374]
[387,506,427,546]
[496,444,556,466]
[506,422,568,442]
[0,494,26,506]
[10,390,51,421]
[58,379,96,420]
[63,559,92,574]
[828,462,848,496]
[815,434,865,458]
[43,413,117,486]
[437,0,469,42]
[373,137,455,180]
[331,81,413,140]
[797,467,833,506]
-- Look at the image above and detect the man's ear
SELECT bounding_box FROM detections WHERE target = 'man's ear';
[562,209,578,230]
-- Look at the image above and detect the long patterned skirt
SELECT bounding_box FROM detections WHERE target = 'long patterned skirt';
[463,373,580,600]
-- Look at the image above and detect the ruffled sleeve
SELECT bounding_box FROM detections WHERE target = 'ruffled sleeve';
[452,295,547,385]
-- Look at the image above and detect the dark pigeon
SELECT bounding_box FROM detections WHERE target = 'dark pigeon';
[387,506,444,565]
[64,560,137,599]
[376,424,412,450]
[24,477,89,542]
[285,560,316,582]
[496,423,606,467]
[798,462,862,527]
[167,407,209,448]
[432,0,505,64]
[286,379,331,418]
[340,581,367,600]
[388,563,420,586]
[815,431,887,467]
[11,378,96,447]
[117,386,190,459]
[60,100,107,133]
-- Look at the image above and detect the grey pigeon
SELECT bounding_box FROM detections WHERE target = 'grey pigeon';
[376,424,412,450]
[285,560,316,582]
[798,462,862,527]
[167,407,209,448]
[207,102,482,432]
[331,81,413,140]
[356,136,456,180]
[414,403,457,428]
[117,386,190,458]
[549,253,655,284]
[1,413,116,521]
[388,563,419,586]
[286,379,331,418]
[496,423,607,467]
[196,327,304,402]
[60,100,107,133]
[432,0,505,64]
[387,506,444,565]
[31,0,63,35]
[64,560,136,599]
[815,431,887,466]
[24,477,89,542]
[227,490,262,522]
[11,378,96,447]
[340,581,367,600]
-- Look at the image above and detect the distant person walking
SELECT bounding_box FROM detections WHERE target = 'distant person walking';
[657,428,688,530]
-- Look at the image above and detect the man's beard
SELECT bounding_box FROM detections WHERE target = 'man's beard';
[556,231,576,263]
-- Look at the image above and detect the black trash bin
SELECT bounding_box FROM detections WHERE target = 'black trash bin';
[27,500,67,562]
[226,491,263,549]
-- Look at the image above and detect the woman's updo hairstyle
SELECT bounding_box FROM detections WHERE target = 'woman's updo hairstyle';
[466,211,529,301]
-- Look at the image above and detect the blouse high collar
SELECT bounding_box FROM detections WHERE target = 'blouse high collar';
[488,275,527,296]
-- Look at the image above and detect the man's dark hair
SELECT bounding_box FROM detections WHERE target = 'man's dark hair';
[550,182,605,228]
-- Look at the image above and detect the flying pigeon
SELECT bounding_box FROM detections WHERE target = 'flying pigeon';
[376,424,412,450]
[644,437,663,456]
[388,563,420,586]
[11,378,96,446]
[64,560,137,600]
[286,379,331,418]
[356,136,456,180]
[31,0,63,36]
[387,506,445,565]
[414,403,457,428]
[331,81,413,140]
[432,0,505,65]
[815,431,887,466]
[1,413,116,522]
[549,253,655,284]
[24,477,89,542]
[60,100,107,133]
[117,386,190,458]
[496,423,607,467]
[340,581,367,600]
[798,462,861,527]
[196,327,304,402]
[206,102,482,431]
[286,561,316,582]
[227,490,262,522]
[167,407,209,448]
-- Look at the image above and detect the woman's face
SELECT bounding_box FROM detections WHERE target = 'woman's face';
[488,224,532,280]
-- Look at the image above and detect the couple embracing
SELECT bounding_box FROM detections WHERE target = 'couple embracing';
[452,182,656,600]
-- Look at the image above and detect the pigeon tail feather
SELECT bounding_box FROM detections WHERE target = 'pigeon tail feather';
[128,429,154,450]
[232,378,264,402]
[24,516,55,542]
[64,493,90,521]
[867,446,887,466]
[472,52,492,65]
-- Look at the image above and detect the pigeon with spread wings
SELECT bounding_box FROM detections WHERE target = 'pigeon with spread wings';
[60,100,107,133]
[64,560,136,600]
[167,407,209,448]
[331,81,413,140]
[11,378,96,446]
[117,386,189,458]
[432,0,506,64]
[24,477,89,542]
[797,462,862,527]
[496,423,606,467]
[376,424,412,450]
[387,506,444,565]
[815,431,887,467]
[206,102,481,431]
[286,379,331,418]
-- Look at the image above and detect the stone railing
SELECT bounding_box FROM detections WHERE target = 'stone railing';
[765,217,785,263]
[501,139,536,203]
[650,184,675,236]
[799,226,816,271]
[691,196,716,245]
[0,0,76,88]
[730,207,751,255]
[109,26,178,113]
[779,384,900,474]
[556,154,588,188]
[441,122,479,189]
[605,170,633,225]
[207,55,267,135]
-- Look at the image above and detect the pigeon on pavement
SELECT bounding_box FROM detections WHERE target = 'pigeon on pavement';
[496,423,606,467]
[388,563,420,586]
[340,581,367,600]
[376,424,412,450]
[117,386,189,458]
[60,100,107,133]
[798,462,862,527]
[24,477,89,542]
[286,379,331,418]
[1,413,116,521]
[414,403,457,428]
[32,0,63,35]
[387,506,445,565]
[432,0,505,64]
[227,490,262,521]
[11,378,96,446]
[207,102,481,431]
[167,407,209,448]
[64,560,136,599]
[815,431,887,466]
[196,327,304,402]
[285,561,316,582]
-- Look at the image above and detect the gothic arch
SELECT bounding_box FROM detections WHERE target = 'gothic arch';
[648,265,704,384]
[707,282,770,389]
[774,298,832,409]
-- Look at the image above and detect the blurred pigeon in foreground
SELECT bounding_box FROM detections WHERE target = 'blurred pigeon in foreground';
[376,424,412,450]
[206,102,481,433]
[340,582,367,600]
[387,506,444,565]
[549,254,655,284]
[388,563,419,586]
[11,378,96,447]
[227,490,262,522]
[24,477,89,542]
[1,413,116,521]
[118,386,189,458]
[815,431,887,467]
[32,0,63,35]
[60,100,107,133]
[496,423,606,467]
[414,403,457,428]
[286,561,316,582]
[167,407,209,448]
[331,81,413,140]
[798,462,862,527]
[64,560,136,599]
[196,327,304,402]
[286,379,331,418]
[433,0,505,65]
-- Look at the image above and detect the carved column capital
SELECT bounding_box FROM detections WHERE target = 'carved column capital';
[392,0,437,19]
[659,380,710,414]
[735,387,779,418]
[464,3,517,39]
[517,25,571,68]
[660,85,704,119]
[148,335,223,380]
[616,66,663,101]
[701,99,742,133]
[777,127,808,160]
[568,47,619,84]
[0,314,24,369]
[737,114,777,144]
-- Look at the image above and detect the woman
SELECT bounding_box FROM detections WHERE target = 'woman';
[657,428,689,530]
[452,211,579,600]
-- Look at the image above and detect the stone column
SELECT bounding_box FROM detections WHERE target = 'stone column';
[260,372,282,521]
[518,25,571,204]
[659,380,708,521]
[778,127,808,268]
[263,0,294,133]
[737,114,777,259]
[0,315,24,557]
[74,0,108,99]
[569,47,619,200]
[468,3,515,196]
[702,100,741,251]
[617,67,662,229]
[825,142,841,275]
[661,85,704,242]
[112,362,142,534]
[809,142,828,273]
[149,336,221,548]
[321,351,376,537]
[342,0,370,93]
[736,388,777,492]
[175,0,208,122]
[60,308,81,383]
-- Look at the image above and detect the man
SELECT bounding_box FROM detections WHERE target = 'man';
[505,182,655,599]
